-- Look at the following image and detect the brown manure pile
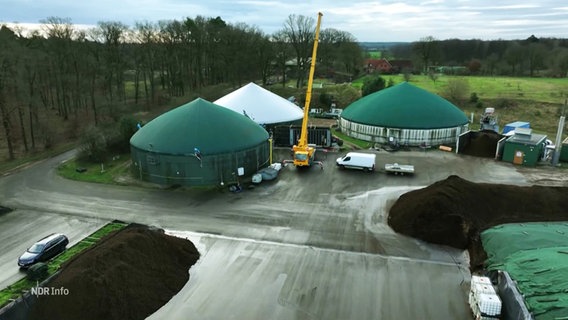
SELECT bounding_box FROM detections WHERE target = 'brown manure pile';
[29,224,200,320]
[388,175,568,269]
[461,130,503,158]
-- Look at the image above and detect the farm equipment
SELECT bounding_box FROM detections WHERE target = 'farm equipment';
[384,163,415,175]
[382,136,401,152]
[315,108,343,119]
[286,12,324,169]
[480,107,499,132]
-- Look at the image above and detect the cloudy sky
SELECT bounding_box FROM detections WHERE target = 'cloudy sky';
[1,0,568,42]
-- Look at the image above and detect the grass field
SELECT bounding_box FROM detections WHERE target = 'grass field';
[367,51,382,59]
[57,154,132,184]
[382,75,568,104]
[352,74,568,138]
[0,221,127,308]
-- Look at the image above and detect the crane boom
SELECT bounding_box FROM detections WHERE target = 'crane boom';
[292,12,323,167]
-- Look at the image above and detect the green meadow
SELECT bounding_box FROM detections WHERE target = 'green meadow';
[354,75,568,138]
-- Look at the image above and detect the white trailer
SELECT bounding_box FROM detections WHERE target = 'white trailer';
[384,163,415,175]
[336,152,376,172]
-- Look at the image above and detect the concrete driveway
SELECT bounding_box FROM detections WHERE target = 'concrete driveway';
[0,148,529,319]
[0,209,105,291]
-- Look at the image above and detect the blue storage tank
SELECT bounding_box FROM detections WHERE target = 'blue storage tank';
[502,121,530,135]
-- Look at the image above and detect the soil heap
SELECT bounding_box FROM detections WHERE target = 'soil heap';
[388,175,568,269]
[461,130,503,158]
[29,224,200,320]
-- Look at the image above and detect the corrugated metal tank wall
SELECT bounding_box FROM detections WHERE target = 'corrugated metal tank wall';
[339,118,469,146]
[130,141,270,186]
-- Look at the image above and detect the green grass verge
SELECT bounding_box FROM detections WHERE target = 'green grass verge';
[332,128,373,150]
[58,154,132,185]
[0,221,127,308]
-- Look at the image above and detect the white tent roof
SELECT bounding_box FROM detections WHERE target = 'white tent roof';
[214,82,303,125]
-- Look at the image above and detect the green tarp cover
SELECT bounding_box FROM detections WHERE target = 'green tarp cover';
[130,98,268,155]
[482,222,568,319]
[340,82,468,129]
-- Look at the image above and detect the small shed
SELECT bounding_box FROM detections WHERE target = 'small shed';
[502,128,546,166]
[273,125,332,147]
[502,121,530,135]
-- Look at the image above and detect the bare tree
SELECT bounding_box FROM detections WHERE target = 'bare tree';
[256,32,274,86]
[97,21,129,110]
[557,50,568,78]
[23,62,38,149]
[222,23,267,86]
[41,17,74,39]
[484,53,499,76]
[134,21,159,106]
[413,36,439,74]
[281,14,316,88]
[271,31,293,87]
[504,41,523,76]
[41,17,76,120]
[320,28,362,77]
[0,27,19,159]
[526,42,546,77]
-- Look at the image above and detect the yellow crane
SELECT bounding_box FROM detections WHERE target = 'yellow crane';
[292,12,323,168]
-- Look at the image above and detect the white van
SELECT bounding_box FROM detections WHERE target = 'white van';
[336,152,376,172]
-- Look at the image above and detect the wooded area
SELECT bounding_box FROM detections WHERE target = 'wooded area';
[0,15,362,161]
[2,14,568,164]
[391,35,568,77]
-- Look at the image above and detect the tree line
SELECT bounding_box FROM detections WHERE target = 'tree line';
[388,35,568,77]
[5,13,566,163]
[0,15,363,161]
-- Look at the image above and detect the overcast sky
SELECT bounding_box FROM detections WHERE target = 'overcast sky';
[1,0,568,42]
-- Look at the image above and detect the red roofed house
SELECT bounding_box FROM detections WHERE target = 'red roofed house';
[364,58,392,74]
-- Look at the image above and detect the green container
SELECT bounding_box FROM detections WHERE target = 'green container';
[502,133,546,166]
[560,141,568,162]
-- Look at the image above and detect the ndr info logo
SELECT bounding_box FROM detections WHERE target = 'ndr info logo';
[31,282,69,296]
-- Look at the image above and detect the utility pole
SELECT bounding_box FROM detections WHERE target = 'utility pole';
[552,99,566,166]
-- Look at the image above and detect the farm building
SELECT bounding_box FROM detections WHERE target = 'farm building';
[273,125,333,147]
[214,82,303,126]
[339,82,469,147]
[130,98,270,187]
[501,128,547,166]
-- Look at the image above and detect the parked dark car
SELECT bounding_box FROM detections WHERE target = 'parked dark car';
[18,233,69,268]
